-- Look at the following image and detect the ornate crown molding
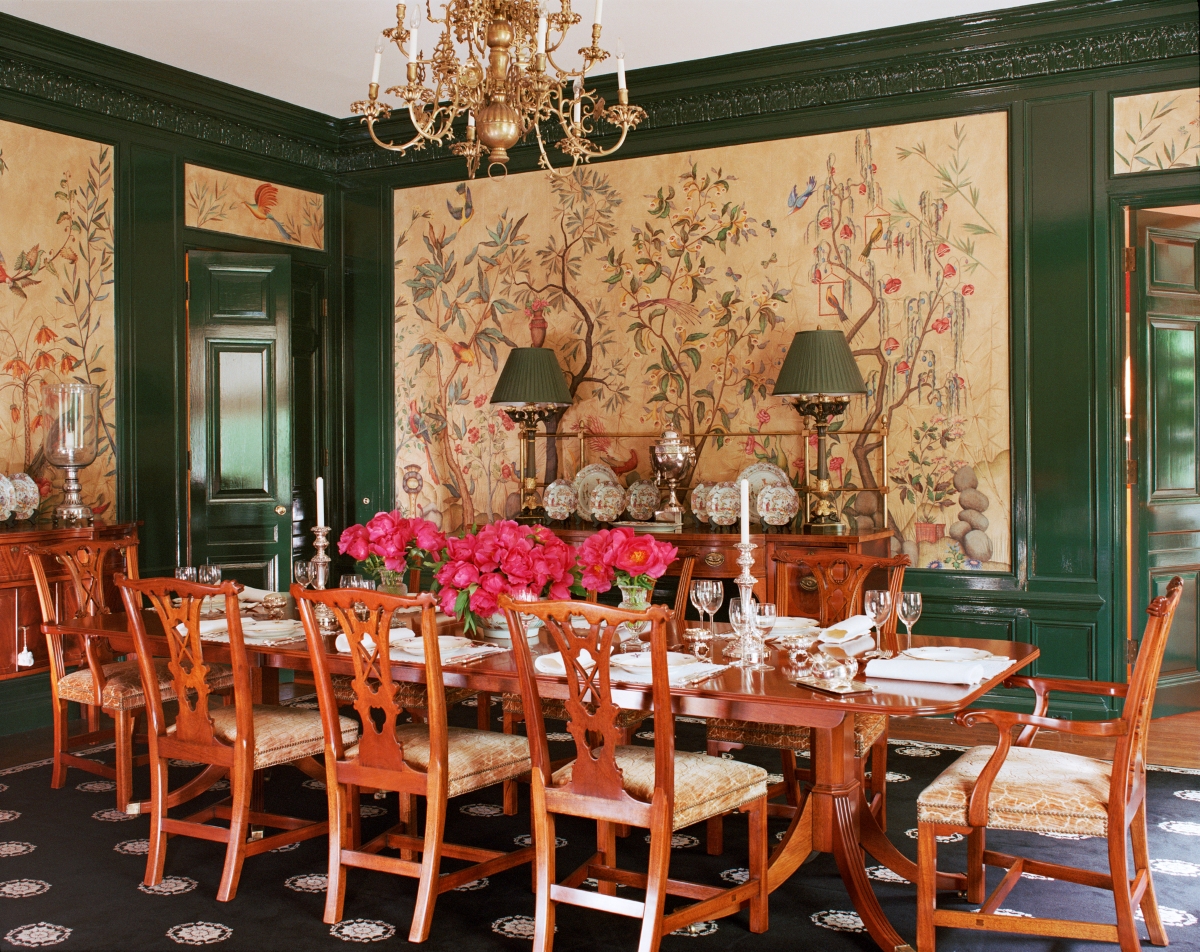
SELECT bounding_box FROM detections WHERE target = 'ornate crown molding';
[335,14,1198,173]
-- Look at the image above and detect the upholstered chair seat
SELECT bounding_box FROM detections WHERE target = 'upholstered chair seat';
[346,725,531,799]
[552,745,767,831]
[502,692,647,730]
[917,745,1112,837]
[708,712,888,758]
[331,674,475,711]
[169,704,358,771]
[57,660,233,712]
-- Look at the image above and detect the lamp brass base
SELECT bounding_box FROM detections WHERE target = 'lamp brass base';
[515,507,547,526]
[803,521,848,535]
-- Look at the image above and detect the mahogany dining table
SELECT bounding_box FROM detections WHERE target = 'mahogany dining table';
[48,607,1037,952]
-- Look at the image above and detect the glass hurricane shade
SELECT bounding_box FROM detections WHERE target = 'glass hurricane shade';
[490,347,572,407]
[42,383,99,466]
[772,329,867,398]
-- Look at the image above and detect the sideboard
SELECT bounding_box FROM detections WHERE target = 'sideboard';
[550,526,894,619]
[0,521,140,680]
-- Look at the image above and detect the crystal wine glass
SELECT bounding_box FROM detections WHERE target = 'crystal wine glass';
[756,602,777,642]
[864,589,892,651]
[174,565,197,583]
[897,592,923,652]
[700,580,724,637]
[197,564,221,614]
[293,560,311,590]
[689,580,709,629]
[728,595,773,671]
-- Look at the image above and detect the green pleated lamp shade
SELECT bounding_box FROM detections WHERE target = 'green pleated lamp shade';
[490,347,573,406]
[772,329,867,397]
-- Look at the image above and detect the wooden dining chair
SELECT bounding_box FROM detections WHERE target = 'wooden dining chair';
[117,574,351,902]
[500,594,769,952]
[27,537,233,812]
[705,551,910,853]
[915,576,1183,952]
[295,586,535,942]
[499,556,696,816]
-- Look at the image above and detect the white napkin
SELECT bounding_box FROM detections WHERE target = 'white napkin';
[819,615,875,643]
[773,616,819,630]
[179,618,231,638]
[865,656,1014,686]
[238,585,273,602]
[334,627,416,654]
[534,649,595,676]
[819,635,875,657]
[610,660,730,687]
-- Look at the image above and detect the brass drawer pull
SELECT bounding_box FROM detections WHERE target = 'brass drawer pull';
[703,552,725,567]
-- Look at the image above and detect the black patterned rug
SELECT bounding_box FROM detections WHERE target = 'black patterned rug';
[1,698,1197,951]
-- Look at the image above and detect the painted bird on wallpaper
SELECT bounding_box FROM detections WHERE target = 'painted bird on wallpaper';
[858,219,883,260]
[629,297,699,321]
[825,286,850,322]
[788,176,816,214]
[446,182,474,222]
[243,184,296,242]
[583,417,641,480]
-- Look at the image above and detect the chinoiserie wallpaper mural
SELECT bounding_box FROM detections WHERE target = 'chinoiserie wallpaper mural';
[0,119,116,516]
[1113,87,1200,174]
[184,164,325,250]
[394,111,1011,571]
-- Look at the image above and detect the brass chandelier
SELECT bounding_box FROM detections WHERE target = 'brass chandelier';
[352,1,646,179]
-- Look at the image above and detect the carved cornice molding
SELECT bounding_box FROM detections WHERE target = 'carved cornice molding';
[335,15,1199,174]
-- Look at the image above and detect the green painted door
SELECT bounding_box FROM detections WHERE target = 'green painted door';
[187,252,292,590]
[1134,209,1200,715]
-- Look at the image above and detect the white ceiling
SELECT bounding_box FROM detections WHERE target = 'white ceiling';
[0,0,1051,118]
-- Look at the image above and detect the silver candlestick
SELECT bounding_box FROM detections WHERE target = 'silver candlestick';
[310,525,338,631]
[732,541,772,670]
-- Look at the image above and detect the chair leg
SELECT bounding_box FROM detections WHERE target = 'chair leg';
[916,823,937,952]
[113,709,136,812]
[50,699,70,790]
[966,827,986,905]
[324,775,349,924]
[348,785,362,850]
[704,738,725,855]
[409,784,447,943]
[144,741,170,887]
[1131,800,1168,946]
[637,800,671,952]
[597,821,617,897]
[398,792,416,861]
[746,798,768,933]
[476,692,492,730]
[530,775,557,952]
[1109,817,1142,952]
[216,760,252,902]
[502,711,521,816]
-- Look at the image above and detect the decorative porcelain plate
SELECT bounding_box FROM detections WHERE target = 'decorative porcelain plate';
[391,635,475,658]
[0,475,14,521]
[690,482,711,523]
[902,646,993,662]
[543,479,577,521]
[706,482,740,527]
[626,481,661,522]
[573,462,618,520]
[757,484,800,526]
[738,461,790,509]
[610,651,696,669]
[589,482,627,523]
[8,473,38,520]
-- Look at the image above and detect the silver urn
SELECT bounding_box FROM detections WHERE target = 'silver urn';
[650,429,696,523]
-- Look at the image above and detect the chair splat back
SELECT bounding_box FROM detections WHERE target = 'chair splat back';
[501,597,675,810]
[27,538,140,620]
[774,550,910,641]
[295,588,444,776]
[117,575,249,747]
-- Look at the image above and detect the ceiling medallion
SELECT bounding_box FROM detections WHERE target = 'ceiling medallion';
[352,1,645,179]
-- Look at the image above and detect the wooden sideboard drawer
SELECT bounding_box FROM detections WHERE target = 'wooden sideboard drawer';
[674,542,764,579]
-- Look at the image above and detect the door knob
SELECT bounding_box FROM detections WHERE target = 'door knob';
[275,505,288,515]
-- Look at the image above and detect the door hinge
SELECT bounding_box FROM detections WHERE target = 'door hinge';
[1127,639,1139,665]
[1123,247,1137,272]
[1125,458,1138,485]
[321,298,328,318]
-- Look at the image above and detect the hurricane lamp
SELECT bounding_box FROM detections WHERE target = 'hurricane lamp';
[42,382,100,526]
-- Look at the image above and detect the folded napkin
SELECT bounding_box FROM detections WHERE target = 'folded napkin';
[334,627,416,654]
[865,655,1013,686]
[534,649,595,676]
[390,638,506,664]
[610,660,730,687]
[819,635,876,657]
[773,616,819,630]
[193,618,306,646]
[819,615,876,643]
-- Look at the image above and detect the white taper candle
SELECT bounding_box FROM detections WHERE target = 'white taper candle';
[316,476,325,527]
[371,43,382,84]
[740,479,750,544]
[593,0,603,26]
[537,13,547,53]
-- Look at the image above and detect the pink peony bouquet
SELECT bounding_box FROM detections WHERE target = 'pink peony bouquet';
[577,526,678,593]
[337,511,448,582]
[433,520,579,633]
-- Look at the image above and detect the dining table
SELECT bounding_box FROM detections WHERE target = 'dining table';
[47,606,1037,952]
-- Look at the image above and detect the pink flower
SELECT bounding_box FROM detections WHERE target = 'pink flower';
[613,535,677,581]
[818,217,832,230]
[883,277,901,294]
[473,393,487,408]
[883,336,900,355]
[961,284,974,296]
[501,462,514,481]
[840,224,853,239]
[812,268,822,283]
[858,184,867,195]
[337,524,372,562]
[35,477,52,498]
[498,410,515,432]
[756,409,771,427]
[807,433,818,447]
[467,426,481,444]
[943,263,956,279]
[828,456,844,474]
[896,360,911,374]
[932,316,951,334]
[414,521,447,557]
[936,243,950,258]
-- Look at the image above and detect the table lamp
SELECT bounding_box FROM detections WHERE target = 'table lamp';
[773,329,866,534]
[43,382,100,526]
[490,347,572,524]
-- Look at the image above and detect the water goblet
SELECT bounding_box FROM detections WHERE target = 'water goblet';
[340,574,364,589]
[175,565,197,583]
[293,560,311,589]
[197,564,221,614]
[756,602,778,641]
[689,581,709,630]
[699,580,723,637]
[864,589,892,647]
[897,592,923,652]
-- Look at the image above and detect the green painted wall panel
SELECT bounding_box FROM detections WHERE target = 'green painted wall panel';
[1027,95,1097,582]
[1151,323,1197,494]
[1031,622,1096,680]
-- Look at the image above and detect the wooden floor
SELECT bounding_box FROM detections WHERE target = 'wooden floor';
[890,710,1200,770]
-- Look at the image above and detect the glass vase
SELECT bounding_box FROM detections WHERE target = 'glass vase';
[617,582,652,646]
[376,568,407,595]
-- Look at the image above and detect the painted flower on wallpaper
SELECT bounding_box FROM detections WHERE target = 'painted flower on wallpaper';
[0,125,116,515]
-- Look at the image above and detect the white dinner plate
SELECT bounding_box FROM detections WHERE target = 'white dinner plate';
[773,617,819,629]
[241,619,301,634]
[534,650,595,676]
[391,636,474,658]
[902,646,993,662]
[610,651,695,669]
